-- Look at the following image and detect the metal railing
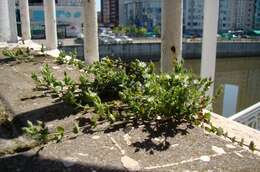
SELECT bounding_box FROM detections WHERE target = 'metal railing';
[229,102,260,130]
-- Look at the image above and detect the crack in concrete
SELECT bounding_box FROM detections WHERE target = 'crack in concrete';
[109,135,125,155]
[143,150,247,170]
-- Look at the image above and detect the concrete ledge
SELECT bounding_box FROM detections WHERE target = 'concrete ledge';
[210,111,260,150]
[0,42,8,48]
[45,49,60,58]
[22,40,42,51]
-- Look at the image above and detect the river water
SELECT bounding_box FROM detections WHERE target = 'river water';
[154,57,260,117]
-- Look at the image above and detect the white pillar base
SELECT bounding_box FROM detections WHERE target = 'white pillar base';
[21,40,42,51]
[45,49,60,58]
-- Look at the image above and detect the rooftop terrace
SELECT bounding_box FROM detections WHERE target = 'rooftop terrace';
[0,54,259,171]
[0,0,260,171]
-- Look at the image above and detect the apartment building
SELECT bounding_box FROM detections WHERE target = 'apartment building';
[235,0,255,31]
[118,0,258,33]
[255,0,260,29]
[118,0,161,31]
[183,0,203,33]
[101,0,119,27]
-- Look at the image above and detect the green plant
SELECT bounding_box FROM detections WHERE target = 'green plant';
[2,47,33,62]
[112,25,148,37]
[32,58,215,128]
[23,121,65,143]
[239,138,244,146]
[55,50,85,69]
[120,62,212,124]
[231,136,236,143]
[23,121,49,143]
[216,127,224,136]
[41,44,45,53]
[73,122,80,134]
[249,141,256,152]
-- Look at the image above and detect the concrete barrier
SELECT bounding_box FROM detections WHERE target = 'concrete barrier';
[62,42,260,61]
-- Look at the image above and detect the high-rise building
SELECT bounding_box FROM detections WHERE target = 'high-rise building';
[235,0,255,31]
[119,0,257,33]
[255,0,260,29]
[101,0,119,27]
[119,0,161,31]
[218,0,236,32]
[184,0,255,33]
[183,0,203,33]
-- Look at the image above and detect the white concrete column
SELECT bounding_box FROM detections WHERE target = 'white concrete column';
[83,0,99,64]
[0,0,18,43]
[161,0,183,73]
[0,0,11,42]
[20,0,31,40]
[201,0,219,97]
[43,0,58,50]
[8,0,18,43]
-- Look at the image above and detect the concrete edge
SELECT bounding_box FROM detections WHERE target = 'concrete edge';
[209,111,260,150]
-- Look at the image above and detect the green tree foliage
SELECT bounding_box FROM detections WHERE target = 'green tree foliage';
[112,25,148,37]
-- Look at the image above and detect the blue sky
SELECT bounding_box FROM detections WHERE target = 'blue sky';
[96,0,101,11]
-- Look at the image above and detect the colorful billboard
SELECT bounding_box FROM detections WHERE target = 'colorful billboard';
[29,6,83,38]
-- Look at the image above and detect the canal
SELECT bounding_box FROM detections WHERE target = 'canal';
[168,57,260,117]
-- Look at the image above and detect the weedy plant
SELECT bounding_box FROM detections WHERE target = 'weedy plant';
[31,57,215,127]
[28,56,260,152]
[55,50,85,69]
[2,47,33,62]
[23,121,65,143]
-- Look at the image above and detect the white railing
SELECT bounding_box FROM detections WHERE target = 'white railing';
[229,102,260,130]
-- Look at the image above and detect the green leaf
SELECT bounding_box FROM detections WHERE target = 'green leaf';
[216,127,224,136]
[249,141,256,152]
[73,122,80,134]
[204,112,211,122]
[239,138,244,147]
[56,126,64,135]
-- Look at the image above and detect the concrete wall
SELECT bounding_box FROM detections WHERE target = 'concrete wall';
[62,42,260,61]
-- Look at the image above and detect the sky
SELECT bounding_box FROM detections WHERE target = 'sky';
[96,0,101,11]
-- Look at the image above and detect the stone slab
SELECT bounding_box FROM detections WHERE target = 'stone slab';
[1,124,260,172]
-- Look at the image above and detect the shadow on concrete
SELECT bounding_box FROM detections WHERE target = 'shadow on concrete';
[0,153,126,172]
[0,102,79,139]
[132,121,193,154]
[78,116,193,153]
[0,57,15,64]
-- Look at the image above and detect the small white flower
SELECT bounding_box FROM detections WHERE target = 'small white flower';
[64,55,72,61]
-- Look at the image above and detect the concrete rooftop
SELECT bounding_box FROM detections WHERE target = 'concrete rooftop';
[0,52,260,172]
